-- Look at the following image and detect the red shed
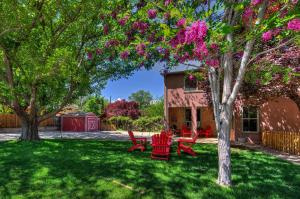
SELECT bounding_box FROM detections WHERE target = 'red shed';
[61,112,99,132]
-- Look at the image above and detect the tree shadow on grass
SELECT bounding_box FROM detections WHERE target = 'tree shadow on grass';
[0,140,299,198]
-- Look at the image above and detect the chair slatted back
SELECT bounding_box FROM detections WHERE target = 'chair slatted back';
[152,133,171,155]
[128,131,137,145]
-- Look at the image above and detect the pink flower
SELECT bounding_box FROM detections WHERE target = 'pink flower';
[164,12,170,20]
[164,0,172,6]
[287,18,300,31]
[251,0,262,6]
[242,7,254,23]
[132,21,149,33]
[87,52,93,60]
[193,43,208,60]
[206,59,220,68]
[105,39,119,48]
[120,50,130,59]
[111,11,117,19]
[96,49,103,55]
[148,9,157,19]
[292,0,298,4]
[103,25,109,35]
[210,43,218,50]
[118,16,129,26]
[177,18,186,27]
[136,43,146,56]
[188,74,194,80]
[185,20,207,45]
[262,30,273,42]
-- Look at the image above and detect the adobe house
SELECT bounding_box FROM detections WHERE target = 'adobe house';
[163,70,300,144]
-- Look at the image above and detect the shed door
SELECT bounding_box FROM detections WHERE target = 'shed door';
[87,117,98,131]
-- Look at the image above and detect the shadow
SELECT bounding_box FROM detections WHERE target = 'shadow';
[0,140,299,198]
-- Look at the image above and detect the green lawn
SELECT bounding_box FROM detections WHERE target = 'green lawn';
[0,140,299,199]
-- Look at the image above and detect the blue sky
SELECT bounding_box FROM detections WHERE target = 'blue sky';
[101,62,198,101]
[101,63,164,101]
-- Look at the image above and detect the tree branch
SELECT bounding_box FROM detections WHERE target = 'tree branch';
[246,37,297,66]
[227,0,268,106]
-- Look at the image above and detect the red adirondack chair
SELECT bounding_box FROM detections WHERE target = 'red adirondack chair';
[181,125,192,137]
[198,126,213,138]
[128,131,147,152]
[177,131,199,156]
[161,129,173,138]
[151,133,172,160]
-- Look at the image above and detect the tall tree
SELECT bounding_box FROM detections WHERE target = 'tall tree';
[99,0,299,186]
[0,0,138,140]
[129,90,153,109]
[82,95,108,115]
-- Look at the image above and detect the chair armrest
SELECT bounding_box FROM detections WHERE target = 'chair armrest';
[178,138,194,143]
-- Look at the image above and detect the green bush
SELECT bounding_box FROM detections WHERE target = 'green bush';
[108,116,133,130]
[132,116,163,132]
[142,99,164,117]
[107,116,163,132]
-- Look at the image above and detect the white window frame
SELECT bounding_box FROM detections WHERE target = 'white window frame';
[242,106,259,133]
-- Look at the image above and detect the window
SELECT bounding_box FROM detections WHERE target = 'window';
[185,108,192,128]
[197,108,201,129]
[242,106,259,133]
[184,77,197,91]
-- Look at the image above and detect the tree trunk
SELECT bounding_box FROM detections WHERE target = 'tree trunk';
[217,104,232,186]
[20,116,40,141]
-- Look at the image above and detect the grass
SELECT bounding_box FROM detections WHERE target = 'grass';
[0,140,299,199]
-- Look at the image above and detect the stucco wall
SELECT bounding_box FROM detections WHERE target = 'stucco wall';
[166,74,209,108]
[260,97,300,132]
[234,97,300,143]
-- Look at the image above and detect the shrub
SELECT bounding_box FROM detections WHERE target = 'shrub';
[142,99,164,117]
[108,116,133,130]
[132,116,163,132]
[104,100,140,119]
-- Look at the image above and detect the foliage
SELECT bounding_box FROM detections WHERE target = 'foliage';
[0,140,299,198]
[128,90,153,109]
[0,0,141,139]
[142,98,164,117]
[81,95,108,115]
[107,115,162,131]
[104,100,140,119]
[132,116,163,131]
[108,116,133,130]
[0,104,13,113]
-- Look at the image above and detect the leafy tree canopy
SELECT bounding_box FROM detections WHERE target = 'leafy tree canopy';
[128,90,153,109]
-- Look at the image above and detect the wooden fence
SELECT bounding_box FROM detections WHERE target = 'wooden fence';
[0,114,57,128]
[262,131,300,155]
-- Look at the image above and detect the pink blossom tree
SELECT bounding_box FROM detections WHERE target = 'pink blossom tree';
[97,0,299,186]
